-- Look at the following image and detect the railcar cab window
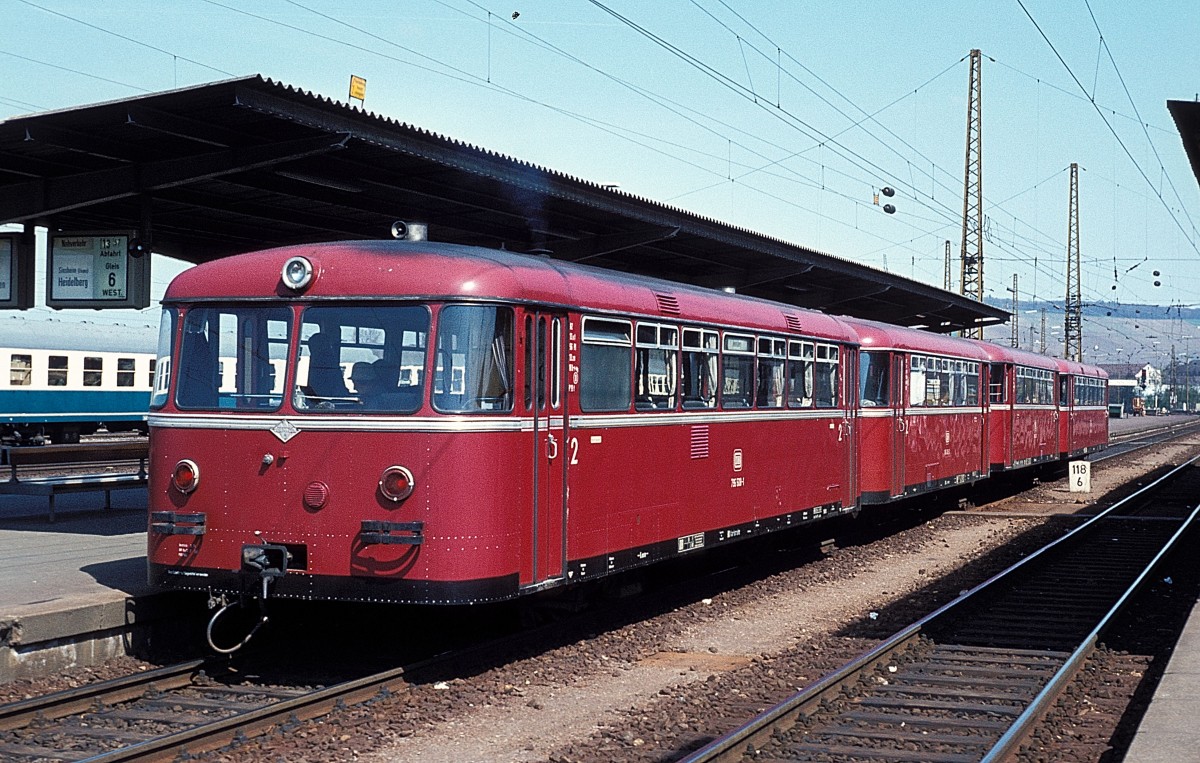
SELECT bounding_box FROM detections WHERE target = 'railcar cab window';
[859,351,889,406]
[756,337,787,409]
[682,329,719,409]
[296,305,430,413]
[721,333,755,409]
[635,323,678,411]
[580,317,632,412]
[434,306,513,413]
[150,309,175,409]
[175,306,290,411]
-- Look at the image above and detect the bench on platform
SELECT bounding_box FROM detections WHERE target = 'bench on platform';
[0,441,149,522]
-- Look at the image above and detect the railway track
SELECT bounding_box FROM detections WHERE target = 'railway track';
[680,456,1200,763]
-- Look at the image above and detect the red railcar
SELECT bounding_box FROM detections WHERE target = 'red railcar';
[844,318,990,503]
[1055,358,1109,458]
[147,241,860,607]
[146,240,1108,633]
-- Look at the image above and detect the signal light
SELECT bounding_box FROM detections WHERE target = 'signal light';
[172,459,200,494]
[379,465,415,502]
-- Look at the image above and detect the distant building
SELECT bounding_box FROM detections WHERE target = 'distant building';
[1099,363,1162,416]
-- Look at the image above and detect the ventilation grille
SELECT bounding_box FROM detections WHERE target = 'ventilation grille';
[784,314,804,332]
[655,293,681,315]
[690,425,710,459]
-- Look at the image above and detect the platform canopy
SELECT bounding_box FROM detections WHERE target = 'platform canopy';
[0,75,1006,333]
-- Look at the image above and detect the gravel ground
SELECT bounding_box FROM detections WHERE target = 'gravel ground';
[3,431,1198,762]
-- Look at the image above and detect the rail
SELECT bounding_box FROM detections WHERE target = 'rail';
[0,440,149,522]
[680,456,1200,762]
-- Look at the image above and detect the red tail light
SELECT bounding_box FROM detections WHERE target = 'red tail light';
[379,465,415,502]
[172,459,200,494]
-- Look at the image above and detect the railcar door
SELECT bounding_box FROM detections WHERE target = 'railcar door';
[891,354,908,496]
[525,312,568,584]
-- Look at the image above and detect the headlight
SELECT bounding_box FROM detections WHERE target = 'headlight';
[281,256,314,291]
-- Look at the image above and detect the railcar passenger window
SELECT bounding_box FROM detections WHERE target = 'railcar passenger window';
[47,356,68,386]
[756,337,786,409]
[9,354,31,386]
[721,333,755,409]
[635,323,678,411]
[295,305,430,413]
[83,356,103,387]
[580,317,632,412]
[176,307,291,411]
[909,356,926,407]
[787,341,814,408]
[814,344,839,407]
[116,358,136,387]
[433,306,514,414]
[858,351,889,407]
[682,329,719,409]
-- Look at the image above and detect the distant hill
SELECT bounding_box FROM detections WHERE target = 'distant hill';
[979,297,1200,368]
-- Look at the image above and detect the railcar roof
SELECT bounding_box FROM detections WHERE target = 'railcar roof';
[840,316,990,360]
[165,240,859,341]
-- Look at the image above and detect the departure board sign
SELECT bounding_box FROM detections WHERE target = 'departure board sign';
[0,233,34,310]
[46,232,151,309]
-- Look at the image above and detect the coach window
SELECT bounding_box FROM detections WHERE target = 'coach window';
[787,341,814,408]
[83,356,103,387]
[177,306,291,411]
[10,354,31,386]
[635,323,678,411]
[681,328,719,409]
[722,333,755,409]
[859,351,889,407]
[116,358,136,387]
[47,356,68,386]
[814,344,839,407]
[580,317,632,412]
[964,363,980,405]
[434,306,513,413]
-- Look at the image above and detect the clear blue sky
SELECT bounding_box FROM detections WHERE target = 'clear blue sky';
[3,0,1198,328]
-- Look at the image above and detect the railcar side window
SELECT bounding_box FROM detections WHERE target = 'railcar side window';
[176,306,291,411]
[859,351,889,407]
[580,317,632,412]
[116,358,136,387]
[756,337,786,409]
[434,306,514,413]
[47,356,68,386]
[150,309,175,410]
[989,364,1006,403]
[814,344,839,407]
[635,323,678,411]
[1014,366,1054,405]
[682,329,719,409]
[9,354,31,386]
[83,356,103,387]
[296,305,430,413]
[721,333,755,409]
[787,341,814,409]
